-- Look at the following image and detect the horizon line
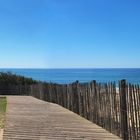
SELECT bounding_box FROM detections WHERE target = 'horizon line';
[0,67,140,69]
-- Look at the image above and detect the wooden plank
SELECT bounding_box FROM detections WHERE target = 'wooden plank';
[3,96,122,140]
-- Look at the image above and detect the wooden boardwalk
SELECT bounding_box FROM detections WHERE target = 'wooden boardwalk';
[3,96,122,140]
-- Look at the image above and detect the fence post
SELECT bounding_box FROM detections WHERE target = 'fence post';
[120,80,128,140]
[93,80,98,124]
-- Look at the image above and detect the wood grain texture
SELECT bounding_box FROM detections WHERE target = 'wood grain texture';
[3,96,122,140]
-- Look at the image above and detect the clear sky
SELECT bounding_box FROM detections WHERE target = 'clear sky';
[0,0,140,68]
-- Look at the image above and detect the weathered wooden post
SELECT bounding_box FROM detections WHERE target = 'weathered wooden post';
[75,80,79,114]
[120,80,128,140]
[93,80,98,124]
[77,81,82,116]
[66,84,69,110]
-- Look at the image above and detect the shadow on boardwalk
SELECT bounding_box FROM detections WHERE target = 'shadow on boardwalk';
[3,96,122,140]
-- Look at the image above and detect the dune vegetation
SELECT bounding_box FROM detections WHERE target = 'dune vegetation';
[0,97,7,128]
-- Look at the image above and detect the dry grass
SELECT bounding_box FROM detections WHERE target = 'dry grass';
[0,97,7,128]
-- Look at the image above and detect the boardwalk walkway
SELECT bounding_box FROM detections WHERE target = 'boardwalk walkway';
[3,96,122,140]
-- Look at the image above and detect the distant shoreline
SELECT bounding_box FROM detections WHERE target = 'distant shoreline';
[0,69,140,84]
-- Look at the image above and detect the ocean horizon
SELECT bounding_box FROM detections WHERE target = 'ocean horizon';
[0,68,140,84]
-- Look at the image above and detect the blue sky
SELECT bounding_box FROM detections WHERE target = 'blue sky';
[0,0,140,68]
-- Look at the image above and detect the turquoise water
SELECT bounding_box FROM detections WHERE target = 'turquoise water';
[0,68,140,84]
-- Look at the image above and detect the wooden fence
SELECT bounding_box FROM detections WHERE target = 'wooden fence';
[0,80,140,140]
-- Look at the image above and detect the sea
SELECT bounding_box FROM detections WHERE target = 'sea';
[0,68,140,84]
